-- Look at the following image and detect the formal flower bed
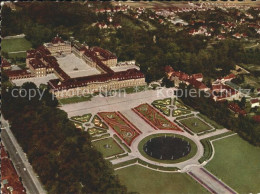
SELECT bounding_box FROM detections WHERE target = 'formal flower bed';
[72,121,84,130]
[172,109,191,117]
[152,98,172,106]
[87,127,107,136]
[133,103,182,132]
[151,98,171,116]
[91,115,108,129]
[175,101,188,110]
[71,113,92,123]
[98,112,141,146]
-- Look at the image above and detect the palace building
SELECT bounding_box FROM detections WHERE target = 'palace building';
[24,36,146,99]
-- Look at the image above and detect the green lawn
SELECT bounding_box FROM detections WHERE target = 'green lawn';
[116,165,208,194]
[198,114,223,129]
[92,138,124,158]
[59,95,92,104]
[180,117,212,133]
[206,135,260,193]
[8,52,27,59]
[2,38,32,53]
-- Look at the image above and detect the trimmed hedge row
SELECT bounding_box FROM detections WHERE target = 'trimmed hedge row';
[175,113,195,120]
[113,158,179,172]
[91,133,110,141]
[198,139,213,164]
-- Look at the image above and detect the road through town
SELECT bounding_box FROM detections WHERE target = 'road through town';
[1,118,46,194]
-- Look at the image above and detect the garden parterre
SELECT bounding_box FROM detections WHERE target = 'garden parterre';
[98,112,141,146]
[133,103,182,131]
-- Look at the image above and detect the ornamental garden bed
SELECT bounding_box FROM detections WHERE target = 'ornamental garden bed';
[71,113,92,123]
[91,115,108,129]
[98,112,141,146]
[87,127,107,136]
[133,103,182,132]
[151,98,171,116]
[72,121,85,131]
[173,109,191,117]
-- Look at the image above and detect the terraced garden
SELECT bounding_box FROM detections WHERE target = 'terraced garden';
[133,103,182,131]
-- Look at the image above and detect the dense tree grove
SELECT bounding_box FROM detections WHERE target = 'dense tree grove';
[2,2,259,83]
[177,84,260,146]
[1,83,127,193]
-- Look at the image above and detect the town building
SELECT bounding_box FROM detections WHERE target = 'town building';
[251,99,259,108]
[165,65,209,91]
[1,144,26,194]
[1,59,12,70]
[228,102,247,116]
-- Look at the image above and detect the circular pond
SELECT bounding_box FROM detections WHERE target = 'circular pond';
[138,133,197,164]
[143,136,191,160]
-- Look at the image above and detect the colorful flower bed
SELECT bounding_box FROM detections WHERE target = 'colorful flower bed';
[172,109,191,117]
[175,101,188,110]
[152,98,172,106]
[133,103,182,132]
[98,112,141,146]
[87,127,107,136]
[91,115,108,129]
[71,113,92,123]
[72,121,84,130]
[151,98,171,116]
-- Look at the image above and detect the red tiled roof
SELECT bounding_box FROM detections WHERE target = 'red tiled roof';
[251,99,259,104]
[192,73,203,80]
[52,36,64,44]
[1,145,26,194]
[5,69,32,78]
[91,46,117,60]
[228,103,246,115]
[187,78,207,90]
[165,65,174,73]
[253,115,260,123]
[1,58,11,68]
[29,59,45,69]
[49,68,144,91]
[222,73,236,80]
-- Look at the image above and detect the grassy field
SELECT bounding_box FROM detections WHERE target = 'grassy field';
[2,38,32,53]
[59,95,92,104]
[206,135,260,193]
[116,165,208,194]
[8,52,27,59]
[92,138,124,158]
[180,117,212,133]
[198,114,223,129]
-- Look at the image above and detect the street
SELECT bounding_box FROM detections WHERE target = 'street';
[1,118,46,194]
